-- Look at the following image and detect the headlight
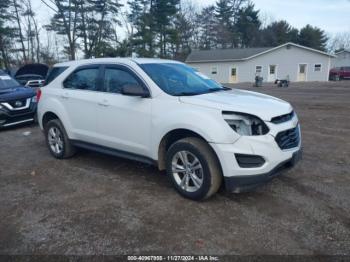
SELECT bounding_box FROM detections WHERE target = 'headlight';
[31,96,37,103]
[223,111,269,136]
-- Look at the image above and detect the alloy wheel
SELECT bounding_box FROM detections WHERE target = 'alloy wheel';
[48,126,63,155]
[171,150,204,192]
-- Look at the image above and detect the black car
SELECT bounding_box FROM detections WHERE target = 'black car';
[0,72,37,128]
[15,74,45,88]
[15,63,48,89]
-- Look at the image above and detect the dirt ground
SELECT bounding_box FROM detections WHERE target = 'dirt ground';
[0,81,349,256]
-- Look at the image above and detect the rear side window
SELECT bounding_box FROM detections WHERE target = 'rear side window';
[45,66,68,85]
[104,68,139,93]
[63,67,99,91]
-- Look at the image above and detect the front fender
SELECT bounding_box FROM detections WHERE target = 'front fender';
[150,99,239,160]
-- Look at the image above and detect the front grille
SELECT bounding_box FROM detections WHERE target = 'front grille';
[8,107,33,116]
[275,125,300,150]
[271,111,294,124]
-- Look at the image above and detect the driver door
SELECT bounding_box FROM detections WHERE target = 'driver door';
[95,65,152,157]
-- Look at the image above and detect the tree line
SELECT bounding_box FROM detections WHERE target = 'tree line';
[0,0,348,69]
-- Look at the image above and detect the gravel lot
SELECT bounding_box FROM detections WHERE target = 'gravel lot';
[0,81,349,256]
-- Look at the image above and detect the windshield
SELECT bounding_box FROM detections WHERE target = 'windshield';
[140,63,225,96]
[0,75,20,89]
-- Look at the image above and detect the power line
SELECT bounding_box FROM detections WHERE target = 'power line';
[40,0,57,13]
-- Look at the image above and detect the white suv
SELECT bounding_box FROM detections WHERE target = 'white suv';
[38,58,302,200]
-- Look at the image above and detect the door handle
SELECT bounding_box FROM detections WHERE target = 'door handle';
[61,92,69,99]
[98,99,109,107]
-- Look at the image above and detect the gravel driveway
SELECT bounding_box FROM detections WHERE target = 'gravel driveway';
[0,81,349,255]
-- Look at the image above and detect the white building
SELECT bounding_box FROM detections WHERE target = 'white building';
[186,42,335,83]
[331,50,350,68]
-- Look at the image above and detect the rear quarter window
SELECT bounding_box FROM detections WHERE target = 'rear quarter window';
[45,66,68,85]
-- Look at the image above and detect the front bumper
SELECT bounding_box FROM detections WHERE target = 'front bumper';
[0,102,37,128]
[210,123,302,192]
[224,149,302,192]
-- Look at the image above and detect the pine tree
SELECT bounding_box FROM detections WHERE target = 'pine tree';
[127,0,155,57]
[153,0,180,57]
[261,20,299,47]
[45,0,81,60]
[77,0,122,58]
[215,0,234,48]
[298,24,328,51]
[235,4,261,47]
[196,5,217,50]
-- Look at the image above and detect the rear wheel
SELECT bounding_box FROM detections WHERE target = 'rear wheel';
[44,119,76,159]
[166,137,222,200]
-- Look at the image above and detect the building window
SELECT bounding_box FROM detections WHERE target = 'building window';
[255,66,262,75]
[231,67,237,76]
[314,64,322,72]
[211,66,218,75]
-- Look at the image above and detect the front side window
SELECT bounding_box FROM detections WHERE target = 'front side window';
[140,63,225,96]
[46,66,68,85]
[63,67,99,91]
[104,68,139,93]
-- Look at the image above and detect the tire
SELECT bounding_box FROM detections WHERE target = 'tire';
[44,119,76,159]
[166,137,222,200]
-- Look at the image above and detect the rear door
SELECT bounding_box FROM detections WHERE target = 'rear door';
[95,64,152,156]
[61,65,102,142]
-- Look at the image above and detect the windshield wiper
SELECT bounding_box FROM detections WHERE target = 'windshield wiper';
[175,92,202,96]
[176,87,231,96]
[206,87,231,93]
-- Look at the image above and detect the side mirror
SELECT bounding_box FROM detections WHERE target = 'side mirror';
[121,84,149,98]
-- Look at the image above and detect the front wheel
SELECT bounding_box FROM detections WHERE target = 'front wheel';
[166,137,222,200]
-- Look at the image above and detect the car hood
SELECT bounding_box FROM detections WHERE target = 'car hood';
[179,89,293,121]
[0,86,35,102]
[15,63,49,78]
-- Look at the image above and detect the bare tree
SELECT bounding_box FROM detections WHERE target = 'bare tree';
[328,31,350,53]
[12,0,28,63]
[43,0,80,60]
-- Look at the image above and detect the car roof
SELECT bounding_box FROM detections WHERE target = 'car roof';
[53,57,182,67]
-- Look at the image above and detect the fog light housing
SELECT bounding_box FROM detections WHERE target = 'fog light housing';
[235,154,265,168]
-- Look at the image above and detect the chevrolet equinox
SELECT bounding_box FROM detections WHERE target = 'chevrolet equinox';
[37,58,302,200]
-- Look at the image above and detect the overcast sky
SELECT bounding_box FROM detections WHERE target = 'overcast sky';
[194,0,350,34]
[34,0,350,36]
